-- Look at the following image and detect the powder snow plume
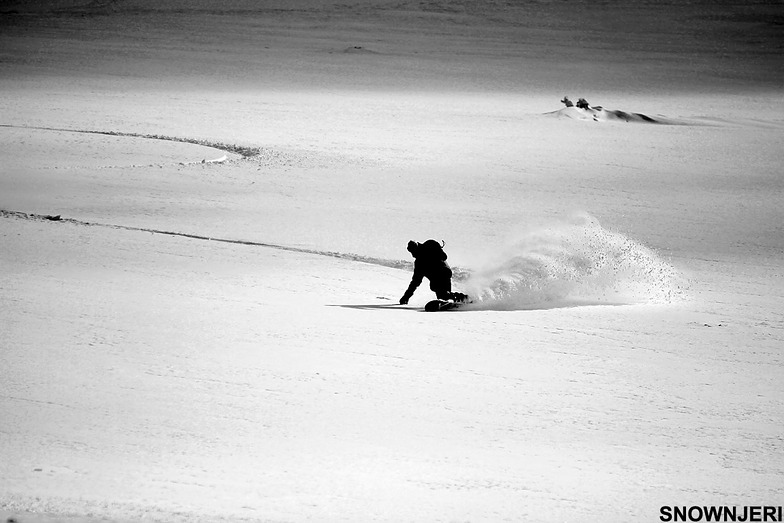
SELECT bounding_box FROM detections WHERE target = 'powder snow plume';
[463,213,688,310]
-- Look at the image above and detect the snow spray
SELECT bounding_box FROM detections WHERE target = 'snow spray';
[463,213,687,310]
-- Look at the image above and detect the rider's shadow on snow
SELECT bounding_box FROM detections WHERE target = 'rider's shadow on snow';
[329,304,420,311]
[330,299,630,311]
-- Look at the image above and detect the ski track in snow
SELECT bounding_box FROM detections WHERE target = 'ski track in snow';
[0,124,381,170]
[0,124,257,161]
[0,209,414,272]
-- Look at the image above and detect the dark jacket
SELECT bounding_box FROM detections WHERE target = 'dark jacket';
[402,241,453,300]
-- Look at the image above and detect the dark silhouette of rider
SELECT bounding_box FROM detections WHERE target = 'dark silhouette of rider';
[399,240,468,305]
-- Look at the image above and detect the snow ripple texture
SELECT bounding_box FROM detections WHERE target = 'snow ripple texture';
[465,213,688,310]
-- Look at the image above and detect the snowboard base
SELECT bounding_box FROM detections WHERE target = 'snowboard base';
[424,299,463,312]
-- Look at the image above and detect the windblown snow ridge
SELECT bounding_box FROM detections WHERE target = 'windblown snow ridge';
[462,213,688,310]
[545,106,680,124]
[0,210,411,271]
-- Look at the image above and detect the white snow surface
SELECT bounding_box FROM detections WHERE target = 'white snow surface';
[1,1,782,522]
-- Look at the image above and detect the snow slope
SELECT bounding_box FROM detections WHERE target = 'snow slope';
[1,1,782,522]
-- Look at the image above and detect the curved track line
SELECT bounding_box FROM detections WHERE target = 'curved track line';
[0,124,261,159]
[0,209,414,272]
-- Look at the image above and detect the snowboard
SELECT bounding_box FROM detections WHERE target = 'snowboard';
[424,299,463,312]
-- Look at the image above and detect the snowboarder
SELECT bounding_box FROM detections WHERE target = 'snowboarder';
[399,239,469,305]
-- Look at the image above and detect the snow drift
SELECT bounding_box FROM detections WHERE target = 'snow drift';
[546,106,675,124]
[464,214,687,310]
